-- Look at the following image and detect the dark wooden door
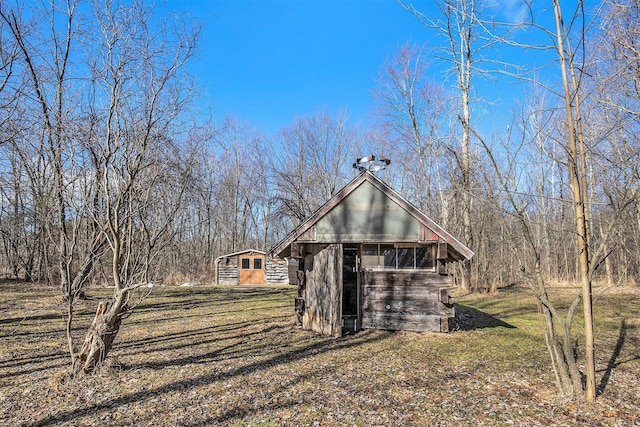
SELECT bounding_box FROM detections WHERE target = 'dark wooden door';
[341,245,359,332]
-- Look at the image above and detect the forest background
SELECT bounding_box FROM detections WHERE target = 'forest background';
[1,0,639,288]
[2,0,638,291]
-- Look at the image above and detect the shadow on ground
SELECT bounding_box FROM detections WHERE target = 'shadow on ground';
[451,303,516,331]
[597,318,640,396]
[27,329,390,427]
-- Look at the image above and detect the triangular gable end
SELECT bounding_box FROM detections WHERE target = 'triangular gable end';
[314,179,421,242]
[270,171,474,261]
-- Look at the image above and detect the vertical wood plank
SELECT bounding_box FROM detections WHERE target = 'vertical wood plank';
[301,244,342,337]
[437,242,448,259]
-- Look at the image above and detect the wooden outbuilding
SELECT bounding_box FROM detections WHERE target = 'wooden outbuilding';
[270,170,474,336]
[214,249,289,285]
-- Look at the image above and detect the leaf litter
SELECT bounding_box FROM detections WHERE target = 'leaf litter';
[0,283,638,426]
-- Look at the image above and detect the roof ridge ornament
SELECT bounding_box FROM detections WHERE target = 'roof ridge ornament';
[352,154,391,172]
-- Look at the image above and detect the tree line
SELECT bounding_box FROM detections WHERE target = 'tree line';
[0,0,638,397]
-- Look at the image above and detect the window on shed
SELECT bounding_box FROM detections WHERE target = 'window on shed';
[397,247,414,268]
[416,246,435,268]
[360,243,436,270]
[241,258,250,269]
[381,244,395,268]
[253,258,262,270]
[361,244,379,268]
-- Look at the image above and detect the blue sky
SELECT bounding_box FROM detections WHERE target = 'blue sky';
[165,0,583,136]
[170,0,432,134]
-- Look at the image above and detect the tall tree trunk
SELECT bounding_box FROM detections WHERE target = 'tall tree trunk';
[553,0,596,402]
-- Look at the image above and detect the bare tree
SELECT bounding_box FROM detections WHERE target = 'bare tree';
[0,0,103,304]
[213,118,262,253]
[533,0,596,401]
[475,0,634,401]
[0,141,47,282]
[400,0,504,292]
[588,0,640,284]
[374,43,452,222]
[72,0,198,375]
[1,0,199,375]
[273,111,356,228]
[478,124,587,396]
[0,4,19,135]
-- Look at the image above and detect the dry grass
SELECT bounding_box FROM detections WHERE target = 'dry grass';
[1,281,638,426]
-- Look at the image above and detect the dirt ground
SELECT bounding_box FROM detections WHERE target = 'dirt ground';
[1,282,638,426]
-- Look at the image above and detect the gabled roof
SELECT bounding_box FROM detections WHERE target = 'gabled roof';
[270,171,474,261]
[216,249,266,259]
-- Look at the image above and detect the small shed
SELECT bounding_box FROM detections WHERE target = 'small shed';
[270,170,474,336]
[214,249,289,285]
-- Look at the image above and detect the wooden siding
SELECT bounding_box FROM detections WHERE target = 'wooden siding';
[301,244,342,337]
[361,270,454,332]
[287,259,299,284]
[217,257,238,285]
[265,257,289,284]
[419,224,439,242]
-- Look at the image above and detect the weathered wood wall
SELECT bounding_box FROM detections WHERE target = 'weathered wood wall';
[288,259,299,284]
[302,244,342,337]
[265,257,289,284]
[217,257,238,285]
[361,270,454,332]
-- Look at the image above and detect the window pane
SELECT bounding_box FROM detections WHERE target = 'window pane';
[253,258,262,270]
[241,258,250,269]
[361,244,377,256]
[416,246,434,268]
[381,244,395,268]
[397,248,414,268]
[361,244,379,268]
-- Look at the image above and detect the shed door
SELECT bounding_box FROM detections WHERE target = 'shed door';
[239,255,265,284]
[341,245,360,333]
[302,244,342,336]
